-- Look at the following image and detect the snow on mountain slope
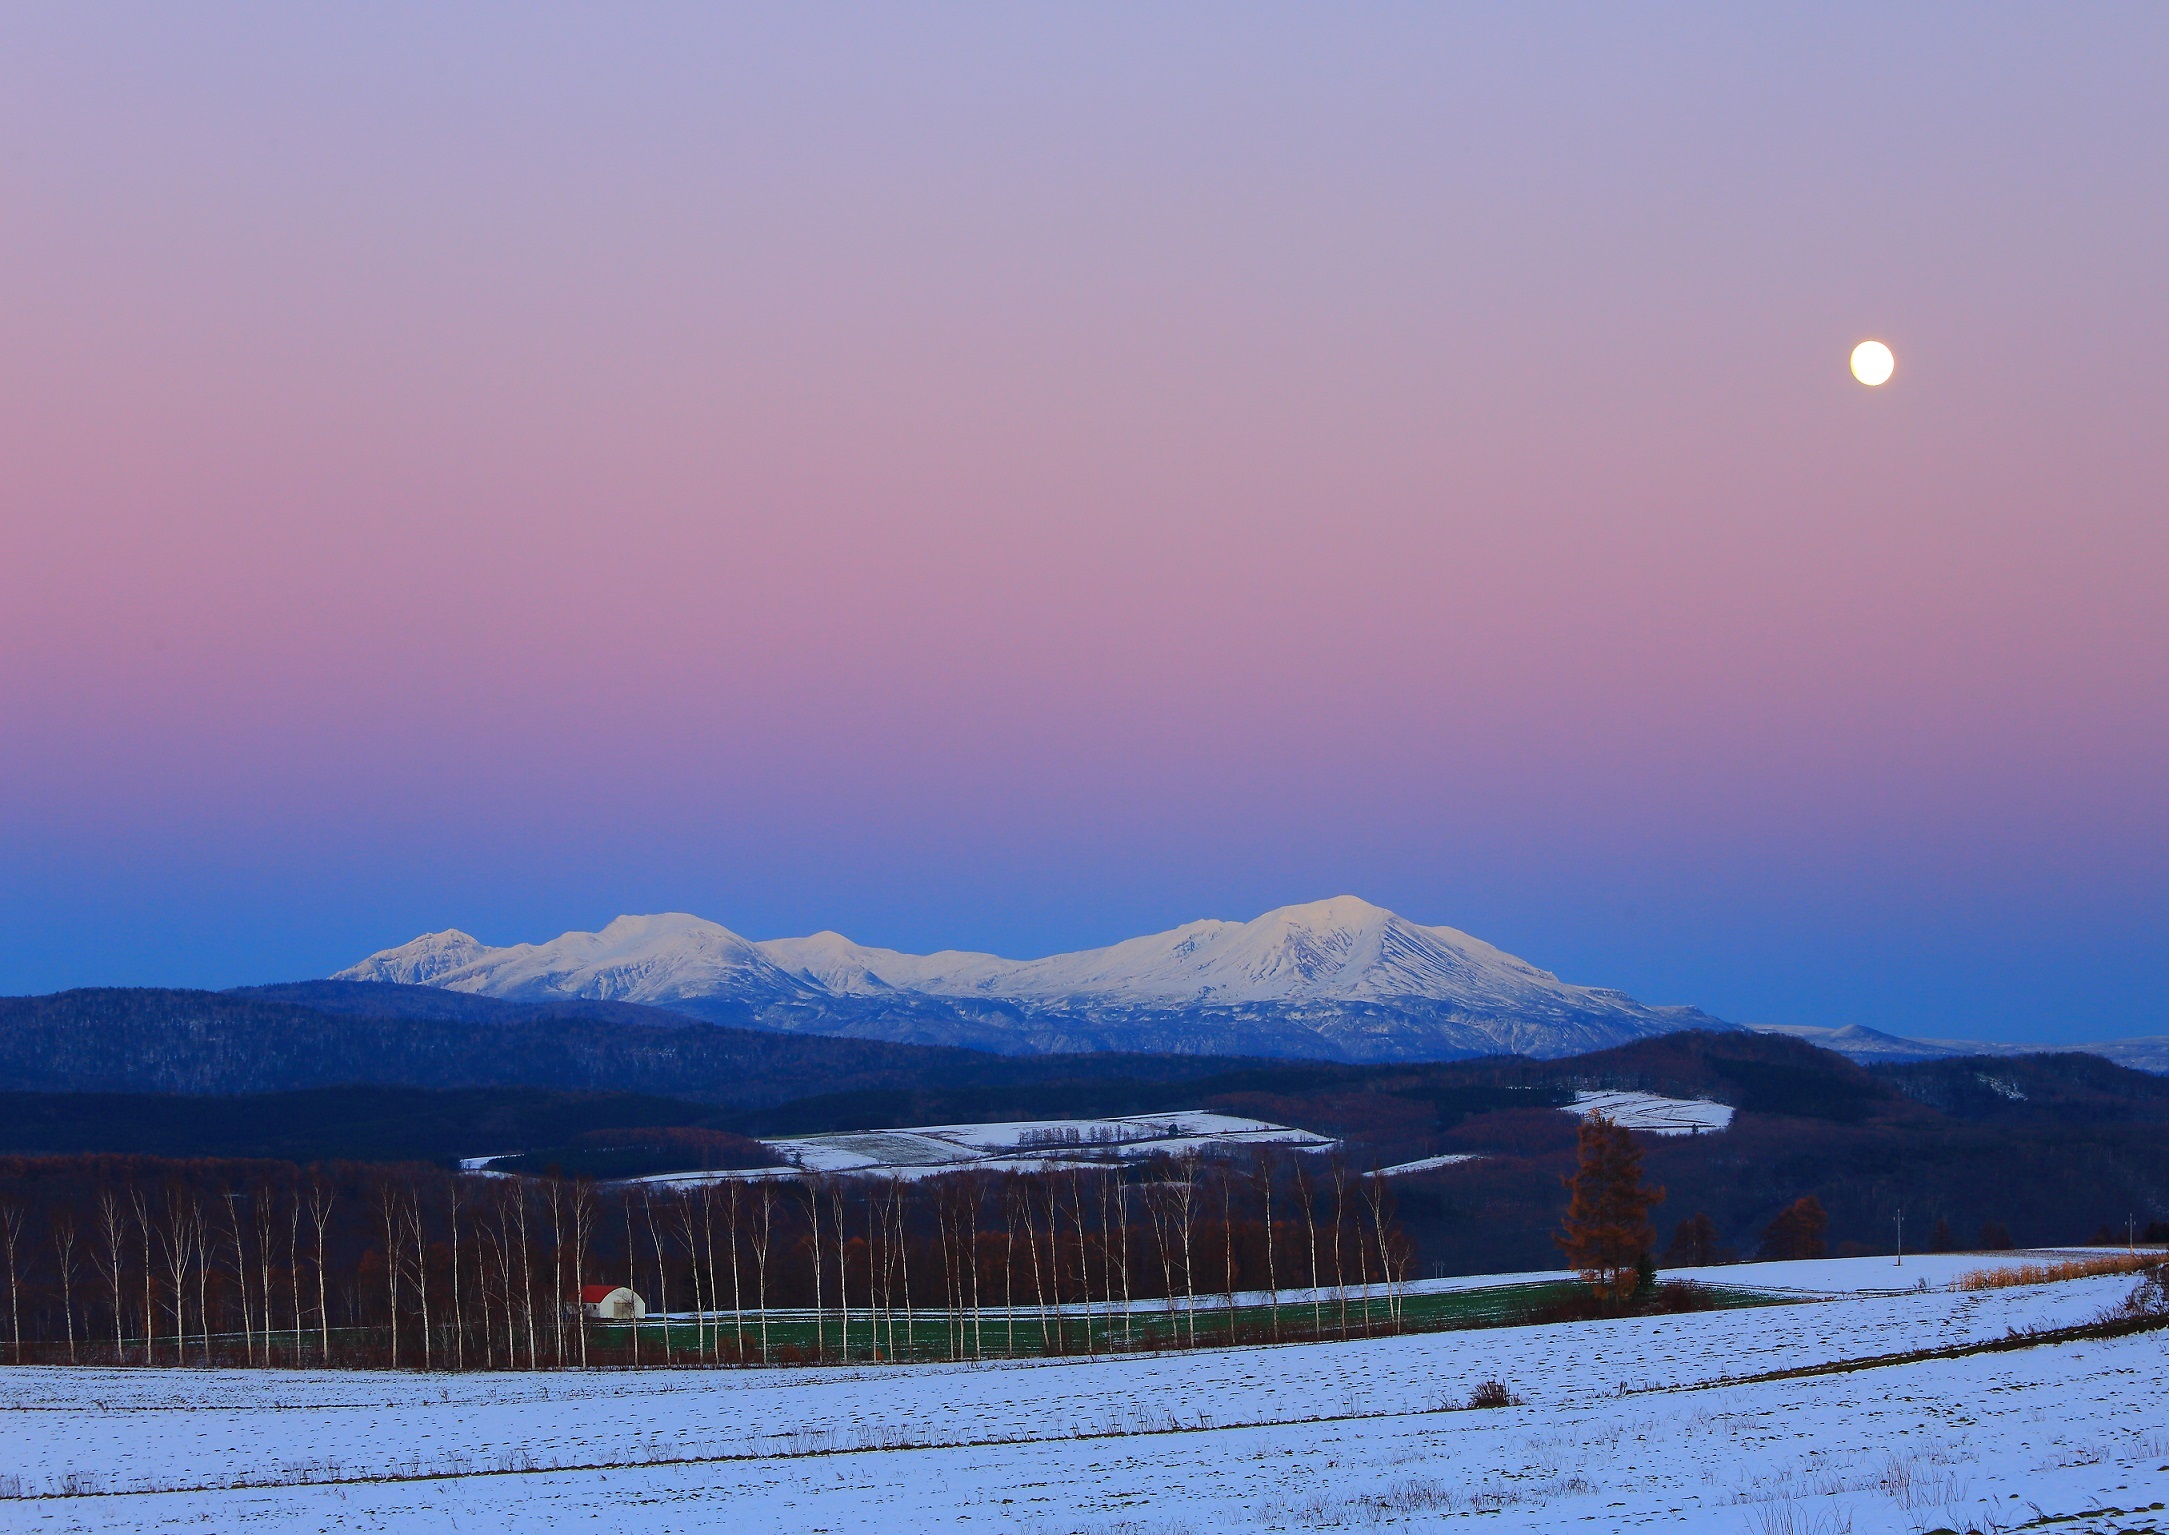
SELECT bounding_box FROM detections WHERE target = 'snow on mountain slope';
[337,913,821,1011]
[339,898,1731,1060]
[342,929,497,987]
[755,930,1019,997]
[1747,1022,1966,1063]
[1750,1021,2169,1075]
[762,897,1642,1013]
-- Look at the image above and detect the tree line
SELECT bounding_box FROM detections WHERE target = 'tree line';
[0,1149,1412,1369]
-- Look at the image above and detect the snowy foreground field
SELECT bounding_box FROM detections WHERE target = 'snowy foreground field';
[1,1255,2163,1535]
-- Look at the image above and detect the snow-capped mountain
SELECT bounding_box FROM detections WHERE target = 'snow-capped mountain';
[1750,1021,2169,1076]
[338,913,826,1009]
[762,896,1645,1011]
[336,897,1733,1062]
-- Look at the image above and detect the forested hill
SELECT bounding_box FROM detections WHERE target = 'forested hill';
[1869,1050,2169,1123]
[229,978,708,1026]
[5,1001,2167,1270]
[0,987,1255,1106]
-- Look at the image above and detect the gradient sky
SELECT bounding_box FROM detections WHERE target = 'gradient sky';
[2,6,2165,1042]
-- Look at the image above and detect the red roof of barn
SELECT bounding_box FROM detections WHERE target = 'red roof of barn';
[579,1285,619,1303]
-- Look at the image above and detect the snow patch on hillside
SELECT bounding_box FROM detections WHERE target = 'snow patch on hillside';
[1567,1089,1734,1135]
[626,1111,1336,1184]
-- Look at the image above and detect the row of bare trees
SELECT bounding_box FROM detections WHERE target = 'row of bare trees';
[0,1149,1410,1369]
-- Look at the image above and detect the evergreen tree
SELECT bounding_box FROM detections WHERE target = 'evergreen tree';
[1554,1114,1664,1301]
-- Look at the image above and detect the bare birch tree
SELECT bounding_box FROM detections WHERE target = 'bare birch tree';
[252,1186,278,1363]
[1294,1158,1322,1340]
[796,1178,824,1359]
[446,1177,465,1370]
[0,1202,21,1364]
[130,1188,156,1364]
[220,1187,254,1365]
[307,1178,336,1365]
[750,1183,776,1364]
[93,1190,128,1363]
[830,1179,850,1361]
[641,1190,673,1365]
[52,1209,80,1364]
[1328,1155,1351,1338]
[571,1180,597,1367]
[402,1183,432,1370]
[1251,1152,1280,1341]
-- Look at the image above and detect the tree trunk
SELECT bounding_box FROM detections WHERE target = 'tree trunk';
[95,1190,128,1364]
[546,1180,566,1367]
[221,1188,253,1365]
[253,1187,277,1366]
[1020,1182,1047,1355]
[642,1191,673,1365]
[1329,1158,1350,1339]
[895,1182,914,1361]
[378,1187,404,1369]
[726,1182,744,1360]
[131,1189,155,1365]
[447,1179,465,1370]
[753,1185,774,1364]
[406,1187,432,1371]
[830,1180,849,1363]
[513,1188,536,1367]
[1295,1162,1322,1340]
[572,1181,597,1368]
[801,1179,824,1361]
[309,1183,335,1366]
[53,1212,80,1365]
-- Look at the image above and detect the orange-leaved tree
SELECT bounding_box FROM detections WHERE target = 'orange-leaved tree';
[1757,1196,1828,1261]
[1555,1113,1665,1301]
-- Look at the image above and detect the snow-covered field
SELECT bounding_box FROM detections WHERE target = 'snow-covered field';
[1375,1152,1485,1177]
[1,1254,2161,1534]
[625,1112,1336,1185]
[1568,1089,1735,1135]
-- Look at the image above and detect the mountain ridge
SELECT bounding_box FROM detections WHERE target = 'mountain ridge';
[1750,1020,2169,1076]
[337,897,1735,1063]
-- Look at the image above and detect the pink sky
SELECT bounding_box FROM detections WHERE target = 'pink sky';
[1,7,2164,1039]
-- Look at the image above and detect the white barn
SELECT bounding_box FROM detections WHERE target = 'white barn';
[579,1285,647,1321]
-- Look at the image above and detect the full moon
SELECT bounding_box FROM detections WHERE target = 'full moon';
[1850,339,1895,386]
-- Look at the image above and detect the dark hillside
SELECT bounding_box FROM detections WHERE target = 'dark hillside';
[0,988,1255,1105]
[1452,1030,1913,1125]
[7,1003,2165,1277]
[229,979,705,1028]
[719,1032,1904,1175]
[1870,1052,2169,1124]
[0,1085,715,1162]
[1391,1038,2169,1275]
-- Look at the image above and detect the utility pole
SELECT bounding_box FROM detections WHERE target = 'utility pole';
[1894,1207,1903,1268]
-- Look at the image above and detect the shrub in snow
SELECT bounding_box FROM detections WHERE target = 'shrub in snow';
[1467,1379,1520,1409]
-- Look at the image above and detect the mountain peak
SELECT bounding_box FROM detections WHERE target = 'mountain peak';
[336,898,1730,1061]
[1257,895,1394,927]
[338,912,813,1008]
[335,929,494,987]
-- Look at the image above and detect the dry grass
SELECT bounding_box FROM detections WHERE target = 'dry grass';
[1953,1253,2157,1290]
[1466,1379,1522,1409]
